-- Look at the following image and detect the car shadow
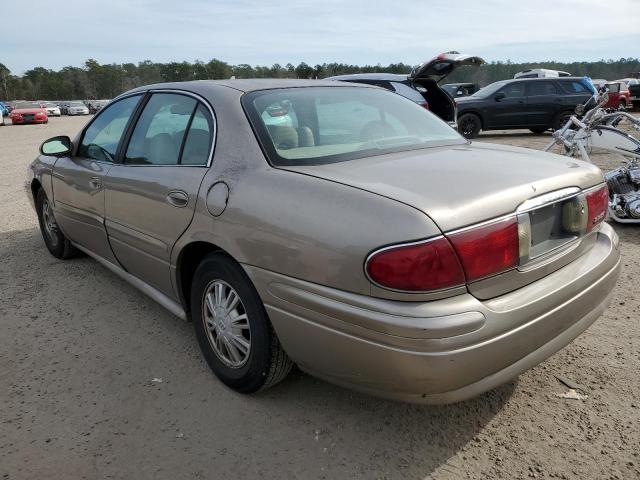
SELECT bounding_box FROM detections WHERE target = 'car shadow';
[1,226,515,479]
[478,131,551,140]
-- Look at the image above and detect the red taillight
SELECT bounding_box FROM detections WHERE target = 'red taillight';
[586,184,608,232]
[418,101,429,110]
[366,237,465,292]
[447,217,519,282]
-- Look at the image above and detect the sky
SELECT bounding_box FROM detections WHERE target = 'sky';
[2,0,640,74]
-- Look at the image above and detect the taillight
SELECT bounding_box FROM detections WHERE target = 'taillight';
[448,217,519,282]
[586,184,608,232]
[418,101,429,110]
[366,237,465,292]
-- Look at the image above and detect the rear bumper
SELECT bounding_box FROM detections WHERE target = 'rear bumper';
[245,223,620,403]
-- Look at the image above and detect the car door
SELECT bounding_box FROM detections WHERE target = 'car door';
[104,92,214,296]
[485,82,527,128]
[51,94,142,264]
[525,80,560,126]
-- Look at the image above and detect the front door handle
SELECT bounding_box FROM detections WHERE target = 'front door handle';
[89,177,102,189]
[166,190,189,208]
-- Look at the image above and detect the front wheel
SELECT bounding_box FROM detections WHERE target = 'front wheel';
[457,113,482,139]
[36,189,77,259]
[191,253,293,393]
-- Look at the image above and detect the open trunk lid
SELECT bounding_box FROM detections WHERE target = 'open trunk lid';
[408,51,485,82]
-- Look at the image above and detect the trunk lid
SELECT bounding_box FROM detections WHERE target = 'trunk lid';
[408,51,485,82]
[283,142,604,232]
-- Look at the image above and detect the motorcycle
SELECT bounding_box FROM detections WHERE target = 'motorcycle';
[544,80,640,223]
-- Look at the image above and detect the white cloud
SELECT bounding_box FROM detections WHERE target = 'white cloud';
[3,0,639,73]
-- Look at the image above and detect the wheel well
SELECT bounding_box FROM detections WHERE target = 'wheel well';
[176,241,229,314]
[30,178,42,203]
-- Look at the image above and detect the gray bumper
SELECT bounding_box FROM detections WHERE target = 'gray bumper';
[245,223,621,403]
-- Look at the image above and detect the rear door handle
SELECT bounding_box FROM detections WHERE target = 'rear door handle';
[166,190,189,208]
[89,177,102,189]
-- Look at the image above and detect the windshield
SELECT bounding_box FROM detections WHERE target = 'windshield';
[69,101,85,107]
[244,86,464,166]
[606,83,621,93]
[470,81,509,98]
[43,102,57,108]
[14,102,42,109]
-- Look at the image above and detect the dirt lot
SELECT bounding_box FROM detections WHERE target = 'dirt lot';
[1,115,639,480]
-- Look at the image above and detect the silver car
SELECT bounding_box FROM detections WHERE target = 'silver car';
[27,80,620,403]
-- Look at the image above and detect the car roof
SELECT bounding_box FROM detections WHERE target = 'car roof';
[324,73,409,82]
[122,78,365,97]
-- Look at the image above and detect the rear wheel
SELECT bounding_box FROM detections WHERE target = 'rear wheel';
[552,111,573,131]
[36,188,77,259]
[457,113,481,139]
[191,253,293,393]
[529,127,547,134]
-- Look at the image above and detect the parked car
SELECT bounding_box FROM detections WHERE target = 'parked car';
[9,101,48,124]
[87,99,110,114]
[66,101,89,115]
[0,101,9,116]
[441,83,479,98]
[27,80,621,403]
[327,51,485,126]
[455,77,595,138]
[40,102,62,117]
[0,109,4,126]
[604,81,633,110]
[514,69,572,79]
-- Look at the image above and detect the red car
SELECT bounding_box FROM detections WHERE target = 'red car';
[9,101,48,124]
[604,82,632,110]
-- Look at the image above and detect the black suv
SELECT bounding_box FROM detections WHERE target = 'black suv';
[456,77,594,138]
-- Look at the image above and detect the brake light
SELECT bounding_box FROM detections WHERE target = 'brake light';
[418,101,429,110]
[586,184,608,232]
[447,217,519,282]
[366,237,465,291]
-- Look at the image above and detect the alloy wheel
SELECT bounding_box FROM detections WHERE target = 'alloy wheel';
[41,198,59,247]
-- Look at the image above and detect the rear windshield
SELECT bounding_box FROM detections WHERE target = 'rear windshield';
[243,86,464,166]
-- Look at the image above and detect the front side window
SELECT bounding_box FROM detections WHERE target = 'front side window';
[500,82,525,98]
[78,94,141,162]
[243,86,464,166]
[124,93,197,165]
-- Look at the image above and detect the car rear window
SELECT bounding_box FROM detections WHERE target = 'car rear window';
[243,86,464,166]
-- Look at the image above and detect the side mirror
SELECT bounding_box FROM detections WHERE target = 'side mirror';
[494,92,506,102]
[40,135,72,157]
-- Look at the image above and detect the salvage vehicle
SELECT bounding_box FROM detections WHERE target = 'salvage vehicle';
[27,80,620,403]
[66,101,89,115]
[456,77,594,138]
[41,102,62,117]
[603,82,632,111]
[514,69,572,79]
[0,101,9,116]
[9,102,48,124]
[327,52,485,125]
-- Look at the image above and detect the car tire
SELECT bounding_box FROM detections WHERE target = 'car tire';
[191,253,293,393]
[552,111,574,131]
[36,188,77,259]
[529,127,547,134]
[457,113,482,139]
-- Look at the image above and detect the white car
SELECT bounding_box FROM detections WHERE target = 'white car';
[66,101,89,115]
[41,102,61,117]
[514,68,572,79]
[0,110,4,126]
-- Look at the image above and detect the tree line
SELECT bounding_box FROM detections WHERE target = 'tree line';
[1,57,639,101]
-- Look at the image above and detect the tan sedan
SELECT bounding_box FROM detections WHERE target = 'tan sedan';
[26,80,620,403]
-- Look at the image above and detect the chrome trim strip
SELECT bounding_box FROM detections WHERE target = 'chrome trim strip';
[73,242,187,320]
[445,213,516,236]
[516,187,581,214]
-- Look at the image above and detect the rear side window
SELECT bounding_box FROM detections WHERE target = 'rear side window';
[78,95,141,162]
[125,93,196,165]
[527,81,558,96]
[181,104,214,166]
[562,81,590,94]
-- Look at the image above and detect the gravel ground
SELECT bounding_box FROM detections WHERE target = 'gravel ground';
[0,115,639,480]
